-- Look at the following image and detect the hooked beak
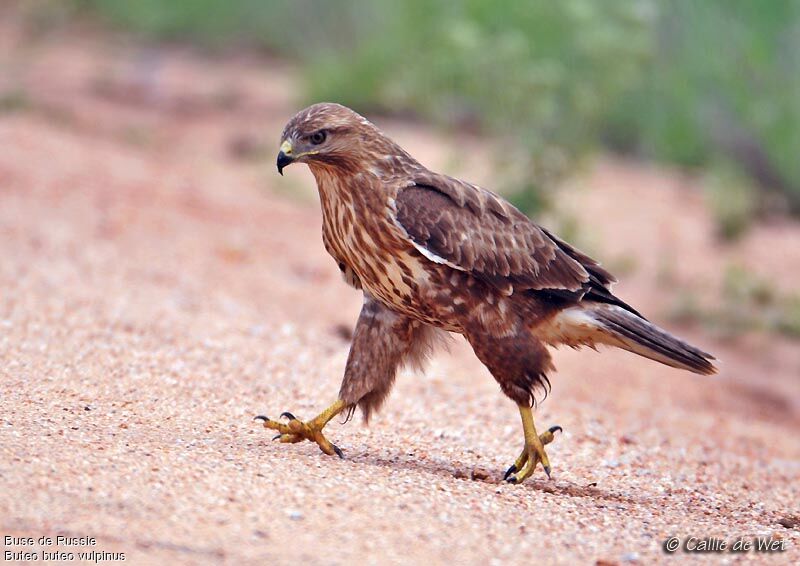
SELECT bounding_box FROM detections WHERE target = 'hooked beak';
[276,140,294,176]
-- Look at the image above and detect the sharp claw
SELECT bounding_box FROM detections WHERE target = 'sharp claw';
[272,434,283,441]
[548,425,563,434]
[505,475,518,484]
[503,465,517,480]
[332,444,344,459]
[254,415,269,422]
[280,412,297,420]
[543,465,552,479]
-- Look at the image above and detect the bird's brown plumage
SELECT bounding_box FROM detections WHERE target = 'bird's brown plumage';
[277,102,716,416]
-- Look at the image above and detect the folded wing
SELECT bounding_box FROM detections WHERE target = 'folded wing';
[392,171,637,315]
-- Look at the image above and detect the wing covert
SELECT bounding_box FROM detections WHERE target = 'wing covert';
[392,172,595,295]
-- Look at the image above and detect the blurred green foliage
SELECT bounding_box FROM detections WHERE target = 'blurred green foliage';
[702,161,759,242]
[604,0,800,217]
[669,265,800,339]
[66,0,800,219]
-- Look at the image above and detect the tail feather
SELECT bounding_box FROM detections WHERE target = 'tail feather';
[592,306,717,375]
[543,304,717,375]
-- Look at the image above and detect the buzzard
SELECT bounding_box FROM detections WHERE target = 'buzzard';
[256,103,716,483]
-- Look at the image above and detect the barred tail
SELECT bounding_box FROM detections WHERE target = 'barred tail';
[591,306,717,375]
[545,304,718,375]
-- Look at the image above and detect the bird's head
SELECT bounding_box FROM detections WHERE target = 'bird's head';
[276,102,390,176]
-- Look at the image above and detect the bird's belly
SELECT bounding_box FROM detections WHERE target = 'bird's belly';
[320,195,461,331]
[357,248,462,332]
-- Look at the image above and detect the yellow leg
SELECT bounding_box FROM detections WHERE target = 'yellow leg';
[255,399,349,457]
[504,405,562,484]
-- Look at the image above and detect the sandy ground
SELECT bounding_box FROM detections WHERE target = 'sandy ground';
[1,21,799,565]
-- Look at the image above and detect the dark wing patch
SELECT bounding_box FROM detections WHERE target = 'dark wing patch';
[393,173,592,294]
[540,228,615,289]
[539,227,644,318]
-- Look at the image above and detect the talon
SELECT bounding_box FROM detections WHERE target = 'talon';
[504,407,562,485]
[257,400,348,461]
[254,415,269,422]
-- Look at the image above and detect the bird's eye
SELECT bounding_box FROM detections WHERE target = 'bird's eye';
[309,130,327,145]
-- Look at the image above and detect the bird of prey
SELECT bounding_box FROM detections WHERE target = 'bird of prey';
[256,102,716,483]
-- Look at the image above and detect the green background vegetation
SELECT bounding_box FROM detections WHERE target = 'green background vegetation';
[13,0,800,339]
[32,0,800,225]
